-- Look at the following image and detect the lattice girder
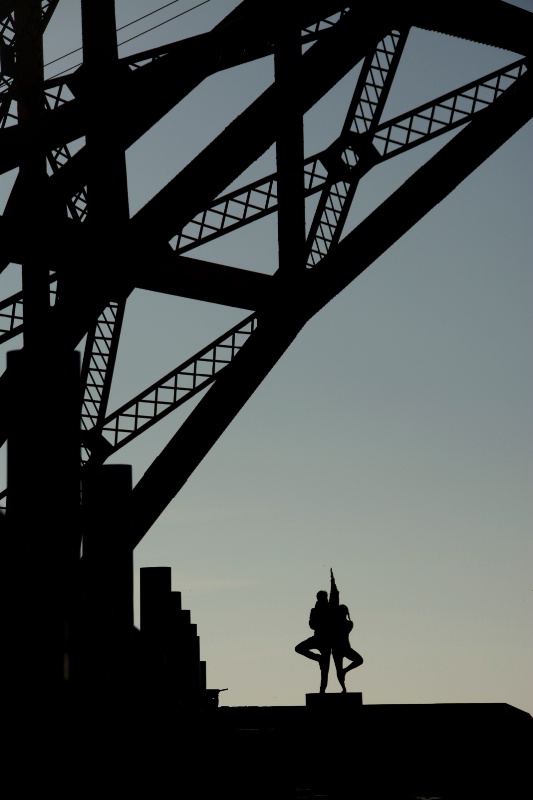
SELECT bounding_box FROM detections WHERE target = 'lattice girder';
[0,0,531,540]
[79,64,532,475]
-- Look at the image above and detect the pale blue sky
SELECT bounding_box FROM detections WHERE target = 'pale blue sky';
[1,1,531,713]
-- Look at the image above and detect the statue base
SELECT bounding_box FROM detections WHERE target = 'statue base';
[306,692,362,709]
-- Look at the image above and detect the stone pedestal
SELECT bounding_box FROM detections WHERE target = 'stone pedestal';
[306,692,362,709]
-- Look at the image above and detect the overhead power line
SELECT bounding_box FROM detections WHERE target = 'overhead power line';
[44,0,212,73]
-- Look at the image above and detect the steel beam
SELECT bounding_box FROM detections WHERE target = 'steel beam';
[413,0,533,57]
[304,69,533,316]
[136,255,273,310]
[131,8,385,242]
[274,11,305,272]
[126,66,532,547]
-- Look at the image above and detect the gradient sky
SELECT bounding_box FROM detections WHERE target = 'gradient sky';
[1,1,531,714]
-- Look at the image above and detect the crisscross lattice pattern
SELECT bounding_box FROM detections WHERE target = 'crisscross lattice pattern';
[306,31,404,267]
[67,186,89,221]
[78,54,529,462]
[173,179,278,251]
[81,302,122,430]
[43,80,74,112]
[168,57,525,259]
[0,289,23,338]
[167,53,526,276]
[306,178,352,267]
[97,314,258,452]
[0,276,57,345]
[172,156,328,252]
[374,59,527,157]
[46,143,89,220]
[43,80,90,220]
[350,32,402,135]
[0,11,15,47]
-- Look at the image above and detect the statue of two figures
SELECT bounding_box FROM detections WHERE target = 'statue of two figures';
[295,570,363,693]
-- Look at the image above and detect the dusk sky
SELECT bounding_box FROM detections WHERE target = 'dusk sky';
[0,1,531,714]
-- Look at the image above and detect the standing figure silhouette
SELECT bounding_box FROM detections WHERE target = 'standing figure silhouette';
[295,589,331,693]
[331,603,364,692]
[328,570,364,691]
[295,570,363,693]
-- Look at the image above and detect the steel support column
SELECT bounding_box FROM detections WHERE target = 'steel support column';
[275,9,305,272]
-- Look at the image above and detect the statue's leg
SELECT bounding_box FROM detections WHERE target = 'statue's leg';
[295,637,321,661]
[333,649,346,692]
[319,649,331,693]
[343,648,363,675]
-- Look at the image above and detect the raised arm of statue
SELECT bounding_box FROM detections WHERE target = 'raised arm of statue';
[329,568,339,609]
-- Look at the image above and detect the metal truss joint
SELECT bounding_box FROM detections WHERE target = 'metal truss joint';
[346,130,381,170]
[319,140,353,183]
[320,130,380,183]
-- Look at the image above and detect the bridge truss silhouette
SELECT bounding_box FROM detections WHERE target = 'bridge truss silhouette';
[0,0,531,708]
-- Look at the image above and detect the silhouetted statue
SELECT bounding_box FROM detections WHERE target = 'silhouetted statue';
[331,603,364,692]
[294,588,331,692]
[295,570,363,692]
